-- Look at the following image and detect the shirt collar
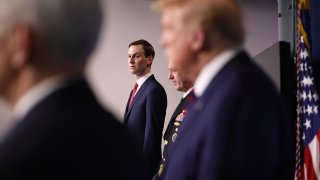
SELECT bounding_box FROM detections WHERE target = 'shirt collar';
[194,48,240,97]
[136,72,152,90]
[183,87,194,99]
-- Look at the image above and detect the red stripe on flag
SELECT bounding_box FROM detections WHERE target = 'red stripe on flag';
[304,146,317,180]
[317,131,320,179]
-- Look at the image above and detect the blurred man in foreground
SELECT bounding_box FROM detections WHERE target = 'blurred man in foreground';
[0,0,145,179]
[152,0,295,179]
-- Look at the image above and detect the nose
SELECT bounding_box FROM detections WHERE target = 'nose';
[129,57,135,64]
[168,71,173,80]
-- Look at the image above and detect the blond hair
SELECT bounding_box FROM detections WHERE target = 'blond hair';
[152,0,245,50]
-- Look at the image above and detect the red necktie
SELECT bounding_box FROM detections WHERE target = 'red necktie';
[129,83,138,107]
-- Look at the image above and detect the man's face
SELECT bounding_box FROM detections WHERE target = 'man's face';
[160,6,194,82]
[128,44,151,77]
[168,67,192,92]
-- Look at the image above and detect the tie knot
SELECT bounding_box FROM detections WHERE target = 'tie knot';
[133,83,138,91]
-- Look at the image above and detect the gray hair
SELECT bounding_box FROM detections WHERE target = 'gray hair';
[0,0,103,65]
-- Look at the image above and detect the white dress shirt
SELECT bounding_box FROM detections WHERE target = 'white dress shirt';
[194,48,241,97]
[135,72,153,95]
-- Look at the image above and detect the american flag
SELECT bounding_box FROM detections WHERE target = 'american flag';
[295,0,320,179]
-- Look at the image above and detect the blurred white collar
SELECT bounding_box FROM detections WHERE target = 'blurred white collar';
[194,48,240,97]
[183,87,194,99]
[13,75,67,121]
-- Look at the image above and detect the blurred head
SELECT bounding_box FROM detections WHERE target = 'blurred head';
[168,65,193,92]
[0,0,102,103]
[0,0,102,65]
[152,0,245,82]
[128,39,155,78]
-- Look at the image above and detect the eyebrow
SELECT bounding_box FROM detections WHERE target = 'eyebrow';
[128,52,143,57]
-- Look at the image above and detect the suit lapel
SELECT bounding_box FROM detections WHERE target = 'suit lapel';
[163,97,188,139]
[124,91,133,117]
[165,95,207,159]
[124,75,155,119]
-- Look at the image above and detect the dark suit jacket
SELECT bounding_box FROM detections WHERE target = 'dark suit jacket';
[124,75,167,179]
[163,91,194,158]
[162,51,295,180]
[0,77,146,180]
[152,91,194,179]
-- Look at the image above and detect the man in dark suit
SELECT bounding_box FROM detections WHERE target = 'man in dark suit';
[154,65,194,180]
[153,0,295,179]
[124,39,167,179]
[0,0,146,179]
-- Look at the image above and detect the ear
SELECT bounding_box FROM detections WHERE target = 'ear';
[8,23,32,70]
[147,56,153,66]
[190,28,206,52]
